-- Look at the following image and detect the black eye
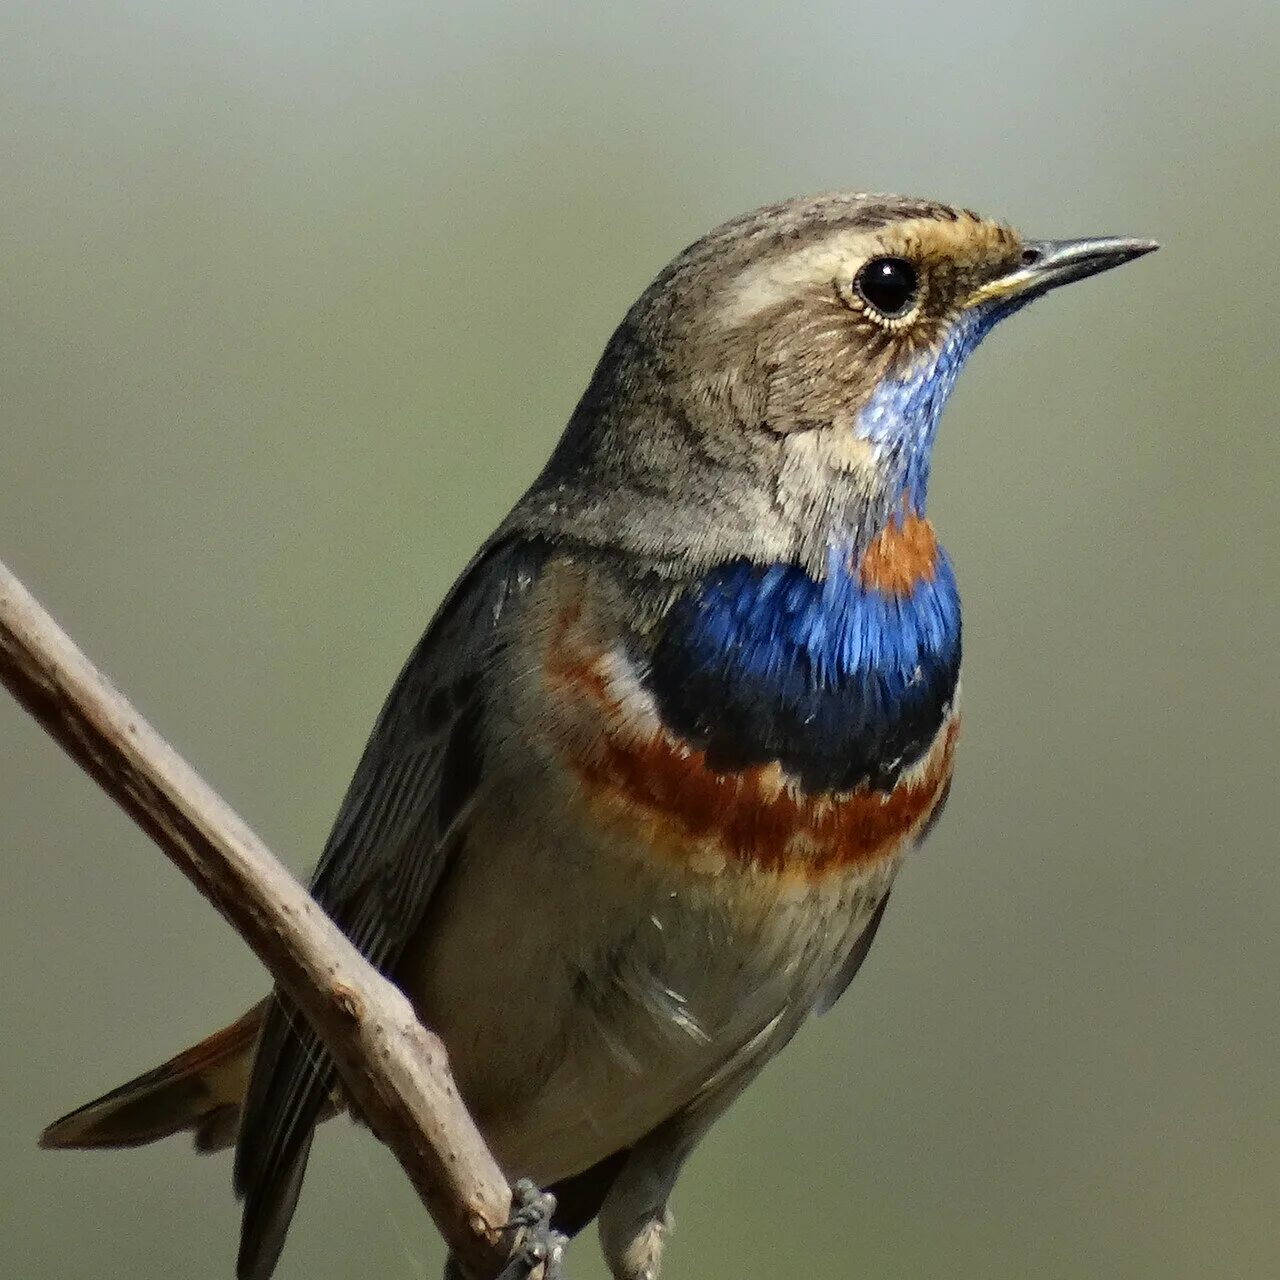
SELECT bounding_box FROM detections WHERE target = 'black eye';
[855,256,919,319]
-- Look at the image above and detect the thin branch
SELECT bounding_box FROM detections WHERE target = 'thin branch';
[0,556,517,1279]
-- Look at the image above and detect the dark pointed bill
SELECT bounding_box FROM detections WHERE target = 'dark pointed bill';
[967,235,1159,307]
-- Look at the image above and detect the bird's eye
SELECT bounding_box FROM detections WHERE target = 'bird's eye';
[855,257,919,319]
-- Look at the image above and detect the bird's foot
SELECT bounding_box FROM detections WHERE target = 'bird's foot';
[495,1179,567,1280]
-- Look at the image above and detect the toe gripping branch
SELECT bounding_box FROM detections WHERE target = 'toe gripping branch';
[494,1180,568,1280]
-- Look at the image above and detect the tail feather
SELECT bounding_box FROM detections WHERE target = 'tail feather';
[40,1003,264,1154]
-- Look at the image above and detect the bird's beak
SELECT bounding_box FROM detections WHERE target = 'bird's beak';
[966,236,1159,308]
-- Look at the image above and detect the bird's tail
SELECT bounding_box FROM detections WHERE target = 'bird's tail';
[40,1002,264,1155]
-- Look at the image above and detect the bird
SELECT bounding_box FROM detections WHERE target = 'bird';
[39,192,1156,1280]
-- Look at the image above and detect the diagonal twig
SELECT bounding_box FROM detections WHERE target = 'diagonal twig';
[0,556,519,1279]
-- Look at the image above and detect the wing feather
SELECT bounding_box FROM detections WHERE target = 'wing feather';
[232,536,546,1280]
[812,890,891,1016]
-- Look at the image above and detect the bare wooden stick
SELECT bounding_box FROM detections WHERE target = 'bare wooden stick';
[0,557,518,1279]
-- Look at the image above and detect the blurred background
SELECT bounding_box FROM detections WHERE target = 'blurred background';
[3,3,1277,1278]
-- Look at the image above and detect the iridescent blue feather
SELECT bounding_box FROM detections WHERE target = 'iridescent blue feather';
[646,301,1018,793]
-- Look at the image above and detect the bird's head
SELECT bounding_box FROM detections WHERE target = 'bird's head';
[516,193,1156,576]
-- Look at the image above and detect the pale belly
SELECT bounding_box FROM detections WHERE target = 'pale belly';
[394,769,897,1185]
[391,562,950,1184]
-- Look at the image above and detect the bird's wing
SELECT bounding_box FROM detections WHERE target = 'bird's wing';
[232,535,546,1280]
[812,889,891,1015]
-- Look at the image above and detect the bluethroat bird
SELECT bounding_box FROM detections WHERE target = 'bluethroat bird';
[41,193,1156,1280]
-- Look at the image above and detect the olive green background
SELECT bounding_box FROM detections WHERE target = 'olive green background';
[3,3,1277,1278]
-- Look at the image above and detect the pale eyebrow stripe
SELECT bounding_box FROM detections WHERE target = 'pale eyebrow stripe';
[711,231,870,330]
[712,229,871,330]
[712,213,987,331]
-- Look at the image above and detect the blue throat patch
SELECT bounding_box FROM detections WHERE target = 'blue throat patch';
[647,305,1009,794]
[649,547,960,793]
[857,302,1004,509]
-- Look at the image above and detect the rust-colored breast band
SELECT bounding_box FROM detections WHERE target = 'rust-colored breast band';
[578,717,958,879]
[542,589,958,880]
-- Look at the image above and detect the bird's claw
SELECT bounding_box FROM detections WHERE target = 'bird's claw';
[494,1179,566,1280]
